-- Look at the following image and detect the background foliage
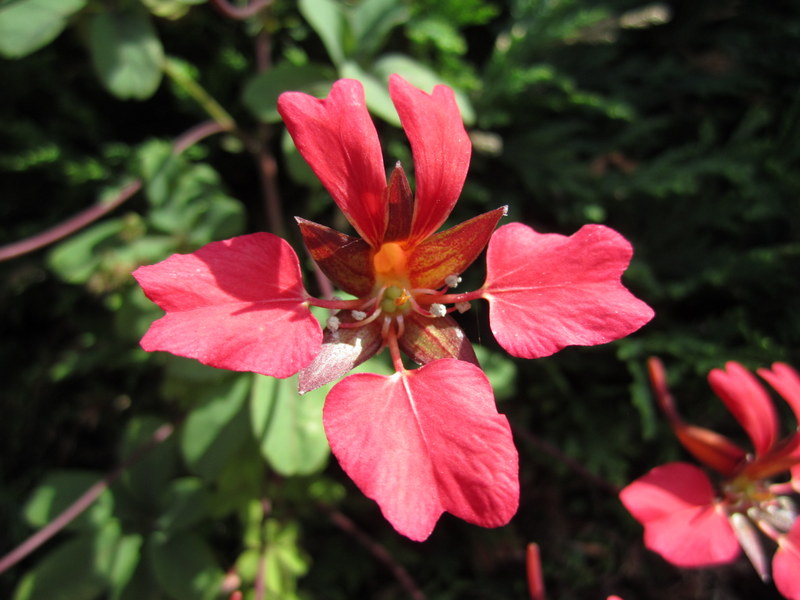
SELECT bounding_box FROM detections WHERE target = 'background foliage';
[1,0,798,598]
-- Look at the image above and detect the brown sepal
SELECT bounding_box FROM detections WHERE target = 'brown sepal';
[399,312,478,366]
[296,217,374,297]
[383,163,414,242]
[407,206,506,290]
[298,316,383,393]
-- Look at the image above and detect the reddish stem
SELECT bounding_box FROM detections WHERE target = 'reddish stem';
[0,120,228,262]
[0,423,175,574]
[325,507,426,600]
[209,0,273,20]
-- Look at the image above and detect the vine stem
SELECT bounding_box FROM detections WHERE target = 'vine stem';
[325,507,426,600]
[511,424,621,496]
[0,120,228,262]
[209,0,273,20]
[0,423,175,575]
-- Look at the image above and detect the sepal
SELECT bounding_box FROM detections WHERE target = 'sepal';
[398,313,478,366]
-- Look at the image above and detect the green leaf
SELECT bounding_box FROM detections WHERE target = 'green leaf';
[340,61,399,126]
[47,218,126,285]
[23,470,114,533]
[0,0,86,58]
[155,477,211,535]
[473,345,518,401]
[372,53,476,125]
[105,532,144,600]
[12,519,131,600]
[298,0,347,66]
[250,375,330,476]
[349,0,408,60]
[13,534,108,600]
[181,375,251,481]
[242,62,334,123]
[262,519,309,596]
[148,533,224,600]
[88,8,164,100]
[119,416,178,508]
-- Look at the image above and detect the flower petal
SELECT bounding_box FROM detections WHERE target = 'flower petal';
[650,356,746,476]
[708,362,779,458]
[482,223,654,359]
[389,74,471,244]
[298,318,383,394]
[619,462,739,567]
[324,359,519,541]
[758,363,800,425]
[133,233,321,378]
[279,80,387,246]
[296,217,374,297]
[407,206,507,290]
[398,313,478,366]
[774,521,800,600]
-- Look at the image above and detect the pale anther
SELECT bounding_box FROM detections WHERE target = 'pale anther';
[351,310,367,321]
[327,315,341,332]
[455,302,471,313]
[445,274,462,288]
[430,303,447,317]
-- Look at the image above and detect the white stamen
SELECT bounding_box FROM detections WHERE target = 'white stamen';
[327,315,340,332]
[351,310,368,321]
[445,274,462,288]
[455,302,471,313]
[430,303,447,317]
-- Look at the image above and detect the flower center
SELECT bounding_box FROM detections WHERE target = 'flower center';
[372,242,410,288]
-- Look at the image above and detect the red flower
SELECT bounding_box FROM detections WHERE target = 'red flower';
[134,75,653,540]
[620,359,800,598]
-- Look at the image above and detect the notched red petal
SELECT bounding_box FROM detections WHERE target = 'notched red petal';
[298,317,383,393]
[296,217,374,297]
[407,206,506,290]
[398,313,478,366]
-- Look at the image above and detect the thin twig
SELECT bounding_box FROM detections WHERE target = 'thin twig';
[325,507,427,600]
[512,424,621,496]
[0,180,142,262]
[210,0,273,20]
[0,120,228,262]
[0,423,175,574]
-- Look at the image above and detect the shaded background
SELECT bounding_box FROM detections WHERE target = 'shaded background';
[1,0,798,598]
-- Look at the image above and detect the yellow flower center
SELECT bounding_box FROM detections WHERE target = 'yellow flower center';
[372,242,410,288]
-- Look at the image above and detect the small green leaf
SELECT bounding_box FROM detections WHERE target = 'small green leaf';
[148,533,224,600]
[372,53,476,125]
[250,375,330,476]
[105,532,144,600]
[89,8,164,100]
[119,416,178,508]
[473,345,518,401]
[47,218,126,285]
[23,470,114,532]
[340,62,399,126]
[0,0,87,58]
[349,0,408,60]
[155,477,210,535]
[242,62,334,123]
[261,519,309,596]
[12,523,123,600]
[299,0,347,66]
[181,375,251,481]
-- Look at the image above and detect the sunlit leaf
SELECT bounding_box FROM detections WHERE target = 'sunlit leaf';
[181,375,251,481]
[0,0,86,58]
[23,470,113,532]
[148,532,224,600]
[250,374,329,476]
[298,0,346,66]
[243,63,334,123]
[89,8,164,100]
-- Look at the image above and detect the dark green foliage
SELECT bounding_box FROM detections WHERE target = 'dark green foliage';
[1,0,798,598]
